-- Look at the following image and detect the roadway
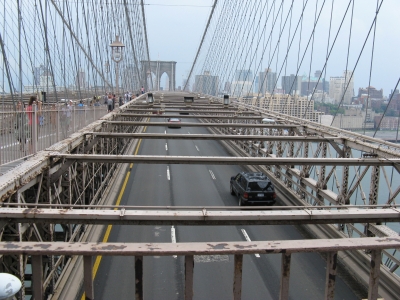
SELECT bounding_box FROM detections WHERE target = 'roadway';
[93,115,360,299]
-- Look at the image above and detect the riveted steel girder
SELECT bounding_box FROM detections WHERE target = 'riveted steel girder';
[54,154,400,166]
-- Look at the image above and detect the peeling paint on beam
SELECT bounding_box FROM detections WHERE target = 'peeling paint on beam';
[88,133,334,142]
[0,208,399,225]
[106,121,298,128]
[0,237,399,256]
[53,154,400,166]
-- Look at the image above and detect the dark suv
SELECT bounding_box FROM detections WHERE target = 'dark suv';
[230,172,276,206]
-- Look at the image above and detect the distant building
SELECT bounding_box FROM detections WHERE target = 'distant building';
[374,116,399,130]
[301,70,329,97]
[235,70,253,81]
[75,69,86,89]
[240,93,323,122]
[223,81,231,94]
[357,86,383,99]
[329,70,354,105]
[281,74,301,95]
[231,81,252,97]
[193,71,219,96]
[258,68,277,95]
[34,65,47,86]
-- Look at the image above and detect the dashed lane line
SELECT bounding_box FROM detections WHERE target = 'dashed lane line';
[241,229,260,258]
[171,226,177,258]
[209,170,216,180]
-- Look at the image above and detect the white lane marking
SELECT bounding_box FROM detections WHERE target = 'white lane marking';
[209,170,216,180]
[188,131,190,134]
[171,226,177,258]
[167,166,170,180]
[164,130,166,134]
[241,229,260,258]
[165,143,168,151]
[195,145,200,152]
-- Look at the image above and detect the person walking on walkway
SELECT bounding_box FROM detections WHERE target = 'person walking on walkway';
[107,93,113,112]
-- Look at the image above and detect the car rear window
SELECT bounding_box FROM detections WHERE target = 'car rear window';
[247,181,273,191]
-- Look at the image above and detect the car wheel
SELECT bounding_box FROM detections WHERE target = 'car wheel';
[230,184,235,195]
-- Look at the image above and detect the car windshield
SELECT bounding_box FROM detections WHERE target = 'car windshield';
[248,181,272,191]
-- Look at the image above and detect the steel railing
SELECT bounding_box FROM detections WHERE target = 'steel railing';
[0,237,396,300]
[0,104,108,165]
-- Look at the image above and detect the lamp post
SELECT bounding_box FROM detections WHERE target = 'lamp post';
[105,60,110,90]
[110,35,125,98]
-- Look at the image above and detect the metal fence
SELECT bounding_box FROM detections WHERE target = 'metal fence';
[0,104,108,165]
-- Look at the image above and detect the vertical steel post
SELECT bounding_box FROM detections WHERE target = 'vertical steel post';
[233,254,243,300]
[324,252,338,300]
[33,104,38,153]
[368,250,382,300]
[135,256,143,300]
[83,255,94,300]
[279,253,291,300]
[185,255,194,300]
[32,255,43,299]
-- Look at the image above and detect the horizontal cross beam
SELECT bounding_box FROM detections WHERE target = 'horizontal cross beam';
[119,114,263,120]
[1,208,399,225]
[53,154,400,166]
[87,133,334,141]
[0,237,398,256]
[127,109,250,114]
[107,121,298,128]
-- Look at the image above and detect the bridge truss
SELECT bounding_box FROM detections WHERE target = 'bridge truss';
[0,93,399,299]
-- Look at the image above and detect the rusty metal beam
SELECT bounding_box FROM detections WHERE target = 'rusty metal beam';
[126,109,256,114]
[55,154,400,166]
[185,255,194,300]
[89,133,334,142]
[0,238,399,256]
[368,249,382,300]
[324,252,338,300]
[32,255,43,299]
[107,121,298,128]
[135,256,143,300]
[83,256,94,300]
[279,253,291,300]
[1,208,399,225]
[120,113,263,120]
[233,254,243,300]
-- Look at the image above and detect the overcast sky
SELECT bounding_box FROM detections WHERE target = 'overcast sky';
[144,0,400,96]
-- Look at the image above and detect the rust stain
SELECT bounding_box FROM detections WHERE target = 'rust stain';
[92,244,127,250]
[234,244,257,249]
[34,244,52,249]
[3,243,20,249]
[207,243,229,250]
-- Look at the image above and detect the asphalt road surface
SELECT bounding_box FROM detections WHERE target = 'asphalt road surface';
[93,115,359,300]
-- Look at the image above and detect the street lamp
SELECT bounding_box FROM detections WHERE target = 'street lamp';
[110,35,125,98]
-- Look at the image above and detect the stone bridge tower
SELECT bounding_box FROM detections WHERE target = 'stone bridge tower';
[141,60,177,91]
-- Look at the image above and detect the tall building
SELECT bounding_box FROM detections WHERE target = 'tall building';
[300,70,329,97]
[258,68,277,94]
[75,69,86,89]
[34,65,47,85]
[329,70,354,104]
[281,74,301,95]
[231,81,252,96]
[193,71,219,96]
[235,69,253,81]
